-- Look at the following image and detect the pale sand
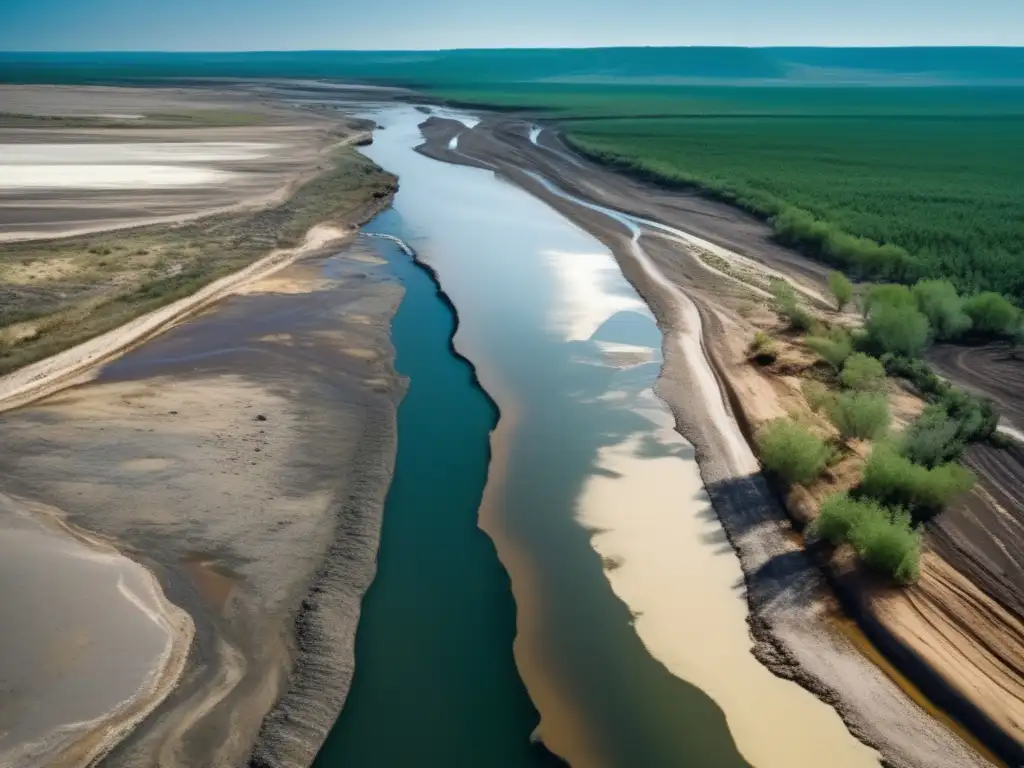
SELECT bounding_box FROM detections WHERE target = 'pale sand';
[0,223,350,413]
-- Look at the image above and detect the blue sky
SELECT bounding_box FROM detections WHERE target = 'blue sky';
[1,0,1021,50]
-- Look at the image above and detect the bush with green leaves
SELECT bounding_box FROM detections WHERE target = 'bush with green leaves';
[826,391,891,441]
[860,443,974,518]
[863,283,915,317]
[805,326,853,370]
[912,279,972,341]
[828,271,853,312]
[963,291,1020,337]
[770,278,816,332]
[812,493,920,584]
[900,406,965,467]
[866,303,931,358]
[756,419,833,486]
[840,352,886,392]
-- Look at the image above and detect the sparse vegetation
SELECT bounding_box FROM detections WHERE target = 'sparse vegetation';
[812,493,921,584]
[839,352,886,392]
[828,271,853,311]
[805,326,853,370]
[0,148,394,375]
[826,391,891,441]
[748,330,778,365]
[756,419,834,486]
[769,278,815,331]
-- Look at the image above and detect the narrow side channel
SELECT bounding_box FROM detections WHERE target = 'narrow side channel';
[313,212,562,766]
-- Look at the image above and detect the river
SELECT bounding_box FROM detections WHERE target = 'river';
[310,102,880,768]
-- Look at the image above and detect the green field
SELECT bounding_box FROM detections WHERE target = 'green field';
[563,112,1024,297]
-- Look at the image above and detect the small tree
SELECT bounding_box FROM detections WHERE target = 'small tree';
[756,419,833,486]
[866,303,931,358]
[826,391,891,441]
[828,271,853,312]
[912,279,971,341]
[805,327,853,370]
[963,292,1019,337]
[840,352,886,392]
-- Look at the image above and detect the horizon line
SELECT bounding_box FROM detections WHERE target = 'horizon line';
[3,44,1024,55]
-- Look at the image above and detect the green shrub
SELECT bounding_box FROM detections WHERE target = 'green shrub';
[805,326,853,370]
[840,352,886,392]
[860,443,974,518]
[847,506,921,584]
[826,391,891,441]
[812,492,876,545]
[963,291,1020,337]
[770,278,816,332]
[828,271,853,312]
[863,284,915,317]
[801,379,833,413]
[812,493,920,584]
[756,419,834,486]
[901,406,965,467]
[866,303,931,358]
[912,279,972,341]
[749,330,777,364]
